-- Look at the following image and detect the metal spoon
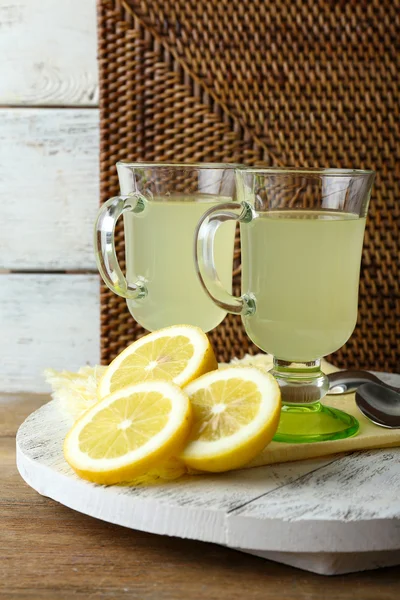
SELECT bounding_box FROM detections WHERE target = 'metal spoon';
[326,370,400,428]
[327,370,400,395]
[356,383,400,429]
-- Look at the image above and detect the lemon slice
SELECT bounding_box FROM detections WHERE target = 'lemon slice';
[98,325,218,399]
[181,367,281,472]
[64,381,192,484]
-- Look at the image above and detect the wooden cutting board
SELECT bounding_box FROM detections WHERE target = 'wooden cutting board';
[16,383,400,576]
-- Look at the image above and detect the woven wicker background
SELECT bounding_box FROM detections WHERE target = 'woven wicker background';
[97,0,400,371]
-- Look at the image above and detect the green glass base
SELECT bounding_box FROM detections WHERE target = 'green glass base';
[273,402,359,443]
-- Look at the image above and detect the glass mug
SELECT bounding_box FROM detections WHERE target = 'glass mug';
[94,162,238,332]
[195,167,375,443]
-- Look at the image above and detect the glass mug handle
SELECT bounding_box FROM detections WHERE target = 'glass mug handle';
[94,195,147,299]
[194,201,256,316]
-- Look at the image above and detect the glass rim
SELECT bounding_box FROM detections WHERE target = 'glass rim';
[116,161,243,169]
[238,166,375,176]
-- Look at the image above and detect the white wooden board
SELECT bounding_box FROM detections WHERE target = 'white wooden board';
[0,274,100,392]
[0,0,98,106]
[0,108,99,270]
[0,2,101,392]
[16,379,400,575]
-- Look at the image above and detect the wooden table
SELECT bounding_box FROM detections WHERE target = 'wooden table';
[2,395,400,600]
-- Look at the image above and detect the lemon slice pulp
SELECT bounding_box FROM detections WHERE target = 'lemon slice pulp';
[181,367,281,472]
[64,381,192,484]
[99,325,217,399]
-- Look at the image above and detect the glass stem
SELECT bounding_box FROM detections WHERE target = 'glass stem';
[271,358,329,405]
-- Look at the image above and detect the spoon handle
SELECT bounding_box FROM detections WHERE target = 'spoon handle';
[386,383,400,393]
[327,370,400,395]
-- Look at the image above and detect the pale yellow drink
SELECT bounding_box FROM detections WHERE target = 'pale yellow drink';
[124,196,235,332]
[241,211,366,361]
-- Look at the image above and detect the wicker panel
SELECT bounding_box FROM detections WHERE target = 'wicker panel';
[98,0,400,371]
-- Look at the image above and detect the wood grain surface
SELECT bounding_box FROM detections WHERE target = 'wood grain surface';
[0,0,98,106]
[0,274,100,392]
[0,0,101,393]
[2,395,400,599]
[16,391,400,556]
[0,108,99,270]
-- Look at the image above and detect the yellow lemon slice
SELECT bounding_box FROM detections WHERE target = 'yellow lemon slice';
[64,381,192,484]
[181,367,281,472]
[98,325,218,399]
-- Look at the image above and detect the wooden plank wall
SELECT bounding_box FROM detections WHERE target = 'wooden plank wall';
[0,0,100,392]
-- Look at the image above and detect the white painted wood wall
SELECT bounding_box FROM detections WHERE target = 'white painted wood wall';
[0,1,100,392]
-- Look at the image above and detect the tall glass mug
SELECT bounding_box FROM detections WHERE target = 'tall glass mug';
[94,162,237,332]
[195,167,375,443]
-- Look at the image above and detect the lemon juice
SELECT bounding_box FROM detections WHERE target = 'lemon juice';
[241,211,366,361]
[125,197,235,332]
